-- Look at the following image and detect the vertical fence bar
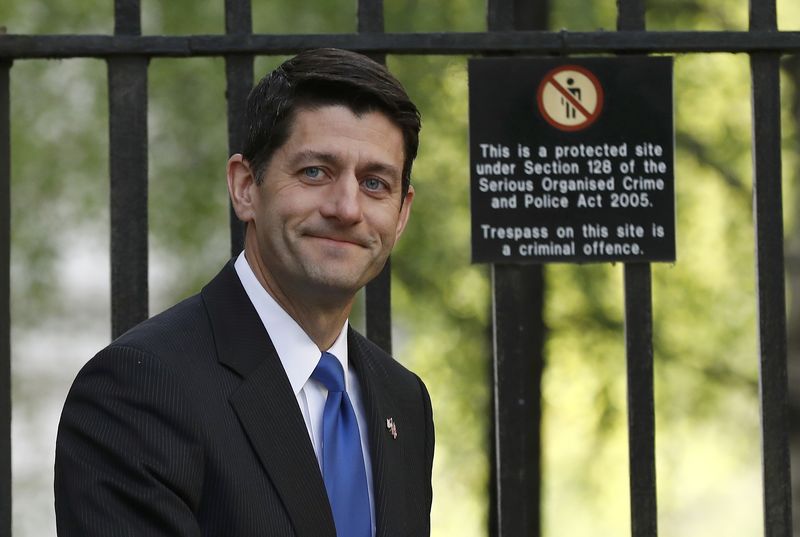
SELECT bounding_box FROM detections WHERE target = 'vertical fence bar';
[512,0,548,27]
[490,265,545,537]
[358,0,384,34]
[358,0,385,66]
[365,258,392,354]
[359,0,392,353]
[752,53,793,536]
[622,265,657,537]
[750,3,793,536]
[617,1,658,537]
[488,2,547,537]
[224,0,253,256]
[616,0,646,34]
[110,0,148,338]
[0,58,11,537]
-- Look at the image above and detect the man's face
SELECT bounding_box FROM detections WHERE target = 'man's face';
[240,105,413,304]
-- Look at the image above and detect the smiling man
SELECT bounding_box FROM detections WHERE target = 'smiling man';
[55,49,434,537]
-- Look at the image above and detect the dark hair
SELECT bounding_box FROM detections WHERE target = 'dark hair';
[242,48,421,199]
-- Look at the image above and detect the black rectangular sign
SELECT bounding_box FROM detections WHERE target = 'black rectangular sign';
[469,56,675,264]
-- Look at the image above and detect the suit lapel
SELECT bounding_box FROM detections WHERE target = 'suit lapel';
[349,330,409,537]
[201,262,336,537]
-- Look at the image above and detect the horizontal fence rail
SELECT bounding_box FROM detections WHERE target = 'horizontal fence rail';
[2,31,800,59]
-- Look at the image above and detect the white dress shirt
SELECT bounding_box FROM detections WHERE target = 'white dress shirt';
[234,252,376,534]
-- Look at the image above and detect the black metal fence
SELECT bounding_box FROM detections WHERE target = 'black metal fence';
[0,0,795,536]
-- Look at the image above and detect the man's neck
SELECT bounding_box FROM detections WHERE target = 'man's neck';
[243,249,352,351]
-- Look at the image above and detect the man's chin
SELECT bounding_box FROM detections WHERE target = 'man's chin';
[300,265,381,296]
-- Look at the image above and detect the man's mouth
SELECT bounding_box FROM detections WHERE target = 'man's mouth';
[306,233,368,248]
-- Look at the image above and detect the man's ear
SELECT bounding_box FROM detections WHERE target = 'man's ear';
[227,154,257,223]
[394,184,415,241]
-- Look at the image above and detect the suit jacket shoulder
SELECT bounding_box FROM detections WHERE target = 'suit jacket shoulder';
[56,262,328,537]
[55,261,434,537]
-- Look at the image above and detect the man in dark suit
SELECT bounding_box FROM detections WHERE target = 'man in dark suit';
[55,48,434,537]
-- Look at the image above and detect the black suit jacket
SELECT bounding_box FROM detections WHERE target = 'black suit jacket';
[55,262,434,536]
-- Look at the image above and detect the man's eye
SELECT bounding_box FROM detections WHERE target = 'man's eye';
[303,167,322,179]
[363,177,386,191]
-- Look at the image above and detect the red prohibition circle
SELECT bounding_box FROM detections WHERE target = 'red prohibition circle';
[536,65,604,132]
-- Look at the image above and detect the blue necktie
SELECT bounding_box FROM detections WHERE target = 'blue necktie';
[312,352,371,537]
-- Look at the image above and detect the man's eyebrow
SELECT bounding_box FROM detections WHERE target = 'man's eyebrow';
[288,150,401,181]
[361,161,402,181]
[286,150,343,169]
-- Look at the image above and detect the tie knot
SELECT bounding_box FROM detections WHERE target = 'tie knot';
[312,352,345,393]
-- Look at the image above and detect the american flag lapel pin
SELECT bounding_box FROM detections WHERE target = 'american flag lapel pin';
[386,417,398,440]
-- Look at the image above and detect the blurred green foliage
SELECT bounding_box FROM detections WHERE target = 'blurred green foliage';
[2,0,799,536]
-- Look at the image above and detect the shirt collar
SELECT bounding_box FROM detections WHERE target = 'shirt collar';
[233,252,349,394]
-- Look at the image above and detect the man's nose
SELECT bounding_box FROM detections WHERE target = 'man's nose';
[320,175,363,224]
